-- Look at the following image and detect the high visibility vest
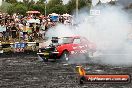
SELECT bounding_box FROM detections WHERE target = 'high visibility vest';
[78,66,86,76]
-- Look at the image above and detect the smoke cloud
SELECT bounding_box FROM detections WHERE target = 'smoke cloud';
[45,5,132,66]
[62,0,70,5]
[118,0,132,7]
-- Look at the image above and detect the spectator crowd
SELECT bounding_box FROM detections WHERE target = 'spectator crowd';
[0,11,73,42]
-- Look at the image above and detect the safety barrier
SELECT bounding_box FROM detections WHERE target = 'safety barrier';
[0,42,39,53]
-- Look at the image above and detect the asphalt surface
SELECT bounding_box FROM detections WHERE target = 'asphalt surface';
[0,54,132,88]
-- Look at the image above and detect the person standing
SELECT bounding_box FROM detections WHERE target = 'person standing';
[5,24,10,40]
[11,24,17,39]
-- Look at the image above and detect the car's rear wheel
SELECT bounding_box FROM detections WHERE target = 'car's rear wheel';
[60,51,69,62]
[84,51,93,61]
[43,57,48,62]
[88,51,94,58]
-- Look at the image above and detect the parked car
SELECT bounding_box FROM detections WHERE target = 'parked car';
[37,36,96,62]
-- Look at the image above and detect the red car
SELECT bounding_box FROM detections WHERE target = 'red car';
[37,36,96,62]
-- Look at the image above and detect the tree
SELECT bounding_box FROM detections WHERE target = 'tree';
[108,0,117,5]
[46,0,67,14]
[7,4,15,15]
[5,0,17,3]
[37,0,46,4]
[29,4,45,14]
[7,3,28,15]
[66,0,92,14]
[3,0,90,15]
[125,3,132,9]
[48,4,67,14]
[23,0,30,4]
[0,1,11,13]
[15,4,28,15]
[47,0,63,8]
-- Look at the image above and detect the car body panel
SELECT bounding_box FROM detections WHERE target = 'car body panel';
[37,36,96,60]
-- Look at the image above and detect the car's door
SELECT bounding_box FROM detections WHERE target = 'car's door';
[80,37,96,52]
[71,38,82,54]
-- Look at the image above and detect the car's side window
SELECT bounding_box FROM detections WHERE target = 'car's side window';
[81,38,89,43]
[73,38,81,44]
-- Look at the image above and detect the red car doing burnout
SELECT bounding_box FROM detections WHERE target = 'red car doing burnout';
[37,36,96,62]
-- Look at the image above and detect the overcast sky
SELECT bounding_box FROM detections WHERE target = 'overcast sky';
[1,0,132,7]
[15,0,132,6]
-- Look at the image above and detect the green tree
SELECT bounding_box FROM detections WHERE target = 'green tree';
[20,0,35,11]
[29,4,45,14]
[15,4,28,15]
[23,0,30,4]
[47,0,63,8]
[48,4,67,14]
[37,0,47,4]
[7,3,28,15]
[108,0,117,5]
[125,3,132,9]
[66,0,92,14]
[5,0,17,3]
[4,0,90,15]
[0,1,11,13]
[7,4,15,15]
[46,0,67,14]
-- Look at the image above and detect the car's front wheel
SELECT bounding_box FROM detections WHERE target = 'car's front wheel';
[60,51,69,62]
[38,55,48,62]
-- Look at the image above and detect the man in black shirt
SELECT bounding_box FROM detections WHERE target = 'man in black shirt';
[11,24,17,39]
[6,24,11,40]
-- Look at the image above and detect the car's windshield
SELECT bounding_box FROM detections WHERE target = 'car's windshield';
[58,37,73,44]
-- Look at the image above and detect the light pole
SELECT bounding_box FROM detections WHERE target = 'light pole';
[44,0,47,17]
[76,0,79,17]
[0,0,2,6]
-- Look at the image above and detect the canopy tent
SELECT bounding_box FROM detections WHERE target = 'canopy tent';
[26,11,40,14]
[50,16,59,22]
[62,13,72,17]
[0,26,6,32]
[49,13,59,22]
[49,13,59,16]
[61,13,72,23]
[27,19,40,24]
